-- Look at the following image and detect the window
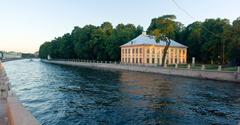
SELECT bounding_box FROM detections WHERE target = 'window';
[128,49,130,54]
[170,49,173,58]
[136,48,138,54]
[183,50,185,55]
[132,58,135,63]
[125,49,127,54]
[122,58,124,62]
[140,48,142,53]
[132,49,135,54]
[140,58,142,63]
[152,48,155,54]
[170,58,173,64]
[147,49,150,54]
[152,58,155,64]
[125,58,127,62]
[122,49,124,54]
[175,58,177,63]
[128,58,130,63]
[136,58,138,63]
[147,58,149,63]
[157,58,160,64]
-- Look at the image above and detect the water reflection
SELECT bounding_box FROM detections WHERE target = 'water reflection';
[3,60,240,125]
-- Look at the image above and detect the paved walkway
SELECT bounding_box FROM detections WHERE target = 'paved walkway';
[0,98,8,125]
[0,63,8,125]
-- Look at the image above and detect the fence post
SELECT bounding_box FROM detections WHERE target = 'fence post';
[201,65,205,70]
[175,63,178,69]
[164,63,167,68]
[192,57,195,67]
[218,65,222,71]
[187,64,191,69]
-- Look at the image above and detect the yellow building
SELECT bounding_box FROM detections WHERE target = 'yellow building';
[120,32,187,65]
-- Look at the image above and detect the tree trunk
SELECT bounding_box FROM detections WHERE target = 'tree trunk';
[161,38,171,66]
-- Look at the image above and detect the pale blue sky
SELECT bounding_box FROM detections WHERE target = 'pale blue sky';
[0,0,240,53]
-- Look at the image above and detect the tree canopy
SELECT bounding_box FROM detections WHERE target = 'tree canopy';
[39,22,143,61]
[39,17,240,65]
[147,15,184,65]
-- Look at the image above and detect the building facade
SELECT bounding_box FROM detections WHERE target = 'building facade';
[1,51,22,59]
[120,33,187,65]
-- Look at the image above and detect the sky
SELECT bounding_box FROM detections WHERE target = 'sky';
[0,0,240,53]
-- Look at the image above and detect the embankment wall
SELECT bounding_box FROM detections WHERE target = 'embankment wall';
[43,60,240,83]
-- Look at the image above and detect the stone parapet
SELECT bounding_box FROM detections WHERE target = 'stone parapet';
[7,96,40,125]
[0,62,40,125]
[43,60,240,83]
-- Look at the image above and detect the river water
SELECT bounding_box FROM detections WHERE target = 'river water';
[3,59,240,125]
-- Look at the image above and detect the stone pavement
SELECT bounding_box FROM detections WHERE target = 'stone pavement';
[0,98,8,125]
[0,63,9,125]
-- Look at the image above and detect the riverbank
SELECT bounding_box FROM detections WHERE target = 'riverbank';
[1,58,23,63]
[43,60,240,83]
[0,63,40,125]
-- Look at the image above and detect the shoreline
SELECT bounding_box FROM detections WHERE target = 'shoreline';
[0,63,40,125]
[43,60,240,83]
[1,58,23,63]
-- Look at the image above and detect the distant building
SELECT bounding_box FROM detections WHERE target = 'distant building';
[0,51,3,60]
[2,52,22,59]
[120,32,187,65]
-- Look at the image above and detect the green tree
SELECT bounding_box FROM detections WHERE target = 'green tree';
[147,15,181,65]
[39,42,51,58]
[58,33,75,58]
[180,22,203,62]
[200,18,231,64]
[229,18,240,65]
[71,25,97,59]
[109,24,143,60]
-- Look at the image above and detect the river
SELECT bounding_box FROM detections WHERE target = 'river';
[3,59,240,125]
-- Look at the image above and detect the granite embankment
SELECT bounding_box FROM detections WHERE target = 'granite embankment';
[0,63,40,125]
[43,60,240,83]
[1,58,23,63]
